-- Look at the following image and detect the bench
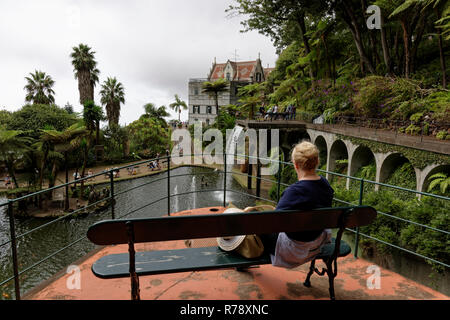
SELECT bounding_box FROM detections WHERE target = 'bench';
[87,205,377,300]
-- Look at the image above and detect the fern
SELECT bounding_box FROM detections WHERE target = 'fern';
[427,172,450,194]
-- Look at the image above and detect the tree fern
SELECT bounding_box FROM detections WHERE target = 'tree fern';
[427,172,450,194]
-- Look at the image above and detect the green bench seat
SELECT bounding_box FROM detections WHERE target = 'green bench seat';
[92,238,351,279]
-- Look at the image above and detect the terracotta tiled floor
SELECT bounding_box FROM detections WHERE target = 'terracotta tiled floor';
[25,208,449,301]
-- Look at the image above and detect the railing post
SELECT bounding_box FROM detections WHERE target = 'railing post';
[167,154,171,216]
[256,162,261,198]
[354,178,364,258]
[223,152,227,207]
[110,169,115,220]
[247,162,252,190]
[276,163,282,202]
[8,201,21,300]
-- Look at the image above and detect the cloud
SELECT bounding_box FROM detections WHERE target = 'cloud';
[0,0,278,124]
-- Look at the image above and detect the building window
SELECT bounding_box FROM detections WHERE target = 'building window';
[192,105,200,114]
[226,72,231,81]
[256,72,262,82]
[207,106,212,114]
[194,87,199,95]
[206,119,210,126]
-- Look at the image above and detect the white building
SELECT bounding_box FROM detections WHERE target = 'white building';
[188,58,274,126]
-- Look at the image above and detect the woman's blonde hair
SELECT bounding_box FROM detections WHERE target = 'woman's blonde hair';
[291,141,319,171]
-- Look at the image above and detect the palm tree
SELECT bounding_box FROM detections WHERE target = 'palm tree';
[100,77,125,127]
[169,94,188,122]
[202,79,229,118]
[34,132,54,190]
[76,100,103,200]
[24,70,55,104]
[142,103,170,126]
[70,44,99,105]
[237,83,266,119]
[41,122,88,209]
[0,130,33,188]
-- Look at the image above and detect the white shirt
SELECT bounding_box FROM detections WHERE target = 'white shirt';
[270,229,332,268]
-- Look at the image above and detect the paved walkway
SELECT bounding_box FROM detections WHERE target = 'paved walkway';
[25,207,449,301]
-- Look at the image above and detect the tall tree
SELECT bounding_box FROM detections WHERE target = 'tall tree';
[237,82,266,119]
[71,44,99,105]
[142,103,170,126]
[0,130,33,188]
[100,77,125,127]
[336,0,377,74]
[169,94,188,122]
[78,100,102,199]
[41,122,87,209]
[201,79,229,119]
[24,70,55,104]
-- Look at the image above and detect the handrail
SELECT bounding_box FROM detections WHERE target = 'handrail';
[1,152,448,300]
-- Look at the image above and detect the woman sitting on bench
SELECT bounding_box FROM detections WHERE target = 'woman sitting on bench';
[260,141,335,268]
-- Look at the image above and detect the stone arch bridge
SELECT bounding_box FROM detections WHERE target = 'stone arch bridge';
[237,120,450,195]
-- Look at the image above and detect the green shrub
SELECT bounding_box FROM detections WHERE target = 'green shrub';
[436,130,448,140]
[405,124,421,135]
[353,76,392,117]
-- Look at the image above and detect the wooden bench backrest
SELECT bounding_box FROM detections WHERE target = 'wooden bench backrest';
[87,206,377,245]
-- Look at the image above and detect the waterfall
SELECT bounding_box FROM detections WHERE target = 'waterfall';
[225,125,244,179]
[222,125,245,204]
[191,175,197,209]
[173,184,179,213]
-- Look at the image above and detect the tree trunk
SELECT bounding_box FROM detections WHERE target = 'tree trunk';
[322,36,332,80]
[95,119,100,145]
[380,13,392,75]
[215,93,220,119]
[79,145,88,201]
[400,20,411,79]
[435,8,448,88]
[65,152,69,211]
[410,13,426,74]
[297,11,316,83]
[39,149,49,189]
[393,27,400,74]
[78,69,93,106]
[48,161,58,189]
[6,160,19,189]
[341,2,376,74]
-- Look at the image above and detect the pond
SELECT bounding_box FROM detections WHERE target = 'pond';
[0,166,256,299]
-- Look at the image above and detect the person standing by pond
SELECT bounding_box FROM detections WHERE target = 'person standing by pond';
[260,141,334,268]
[4,174,12,189]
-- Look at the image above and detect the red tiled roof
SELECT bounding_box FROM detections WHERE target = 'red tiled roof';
[209,60,261,81]
[210,63,226,81]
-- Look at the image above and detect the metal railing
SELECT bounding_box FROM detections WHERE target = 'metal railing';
[0,152,448,300]
[243,112,450,140]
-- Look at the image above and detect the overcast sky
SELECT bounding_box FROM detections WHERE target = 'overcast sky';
[0,0,278,125]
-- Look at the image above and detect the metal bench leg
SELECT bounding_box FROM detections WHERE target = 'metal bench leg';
[303,259,316,288]
[326,261,336,300]
[327,271,335,300]
[126,221,141,300]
